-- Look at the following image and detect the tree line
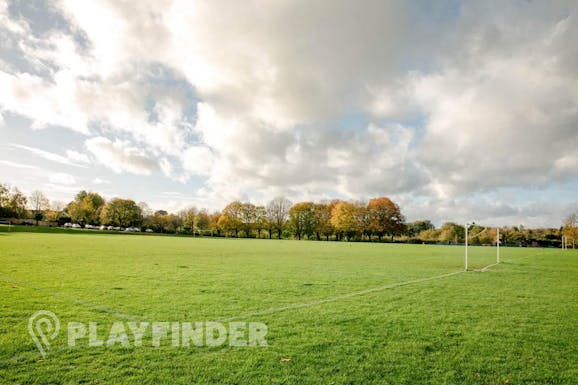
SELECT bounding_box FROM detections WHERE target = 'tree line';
[0,182,576,247]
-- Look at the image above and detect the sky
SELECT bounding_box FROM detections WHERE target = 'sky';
[0,0,577,227]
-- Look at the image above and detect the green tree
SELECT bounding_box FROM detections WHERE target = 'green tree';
[4,186,28,218]
[254,205,267,238]
[353,202,370,240]
[407,220,435,237]
[180,207,198,233]
[313,203,334,241]
[99,198,141,227]
[289,202,316,240]
[0,184,27,218]
[195,210,211,234]
[240,203,257,237]
[67,191,106,225]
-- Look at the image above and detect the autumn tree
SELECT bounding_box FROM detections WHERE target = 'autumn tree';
[99,198,142,227]
[502,226,524,246]
[418,228,441,242]
[367,197,405,241]
[218,201,243,237]
[331,201,359,241]
[266,197,292,239]
[209,211,222,236]
[439,222,464,244]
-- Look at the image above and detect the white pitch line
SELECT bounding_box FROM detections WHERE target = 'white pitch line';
[0,273,141,322]
[3,260,513,363]
[478,262,499,272]
[216,270,466,322]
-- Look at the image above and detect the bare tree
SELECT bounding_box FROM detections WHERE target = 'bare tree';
[29,190,49,225]
[563,212,578,249]
[267,197,292,239]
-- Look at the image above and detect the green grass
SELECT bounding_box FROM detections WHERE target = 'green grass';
[0,232,576,384]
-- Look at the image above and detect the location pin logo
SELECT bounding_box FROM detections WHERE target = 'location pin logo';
[28,310,60,358]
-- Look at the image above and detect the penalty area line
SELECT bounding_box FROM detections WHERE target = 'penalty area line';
[216,270,467,322]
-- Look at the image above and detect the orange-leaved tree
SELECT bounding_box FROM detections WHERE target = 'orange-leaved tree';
[367,197,405,241]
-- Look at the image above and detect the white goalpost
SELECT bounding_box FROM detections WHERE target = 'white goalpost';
[0,220,11,232]
[464,223,500,271]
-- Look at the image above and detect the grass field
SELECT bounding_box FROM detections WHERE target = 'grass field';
[0,231,577,384]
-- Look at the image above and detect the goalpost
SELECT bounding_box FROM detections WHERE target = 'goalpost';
[0,220,11,232]
[464,223,500,271]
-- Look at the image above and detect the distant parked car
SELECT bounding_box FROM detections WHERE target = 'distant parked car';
[71,223,81,229]
[124,227,140,232]
[63,222,72,228]
[99,225,106,230]
[145,229,154,233]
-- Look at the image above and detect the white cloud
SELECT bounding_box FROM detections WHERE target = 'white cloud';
[49,172,76,185]
[10,143,88,168]
[65,150,90,164]
[85,136,159,175]
[92,177,110,185]
[159,158,173,178]
[0,159,38,169]
[182,145,213,177]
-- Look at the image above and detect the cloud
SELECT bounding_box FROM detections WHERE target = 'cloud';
[10,143,88,168]
[0,1,577,226]
[85,136,159,175]
[0,159,38,169]
[49,172,76,185]
[92,177,110,185]
[65,149,90,164]
[182,146,213,177]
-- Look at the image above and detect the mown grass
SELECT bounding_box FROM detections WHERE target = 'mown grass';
[0,232,576,384]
